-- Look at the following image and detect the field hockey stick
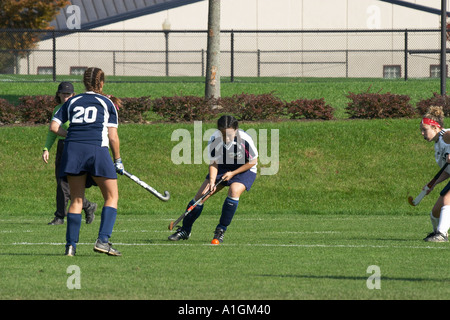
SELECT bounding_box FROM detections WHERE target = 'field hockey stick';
[168,178,224,230]
[122,169,170,202]
[408,162,449,206]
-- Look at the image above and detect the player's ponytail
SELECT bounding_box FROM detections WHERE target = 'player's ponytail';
[83,67,105,94]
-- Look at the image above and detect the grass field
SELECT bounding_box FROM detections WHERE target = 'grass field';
[2,213,449,301]
[2,77,450,305]
[2,118,450,304]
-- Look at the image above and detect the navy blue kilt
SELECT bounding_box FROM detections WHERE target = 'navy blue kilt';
[60,141,117,188]
[206,167,256,191]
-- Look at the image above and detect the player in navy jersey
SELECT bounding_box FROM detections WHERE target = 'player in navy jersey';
[50,67,124,256]
[168,115,258,244]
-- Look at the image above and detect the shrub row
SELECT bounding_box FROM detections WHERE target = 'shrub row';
[346,91,416,119]
[122,93,337,123]
[0,93,335,125]
[0,90,448,125]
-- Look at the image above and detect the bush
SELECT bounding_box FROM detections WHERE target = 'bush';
[151,95,217,122]
[119,96,152,123]
[286,98,334,120]
[416,92,450,116]
[224,92,286,121]
[345,88,415,119]
[16,95,56,124]
[0,98,18,124]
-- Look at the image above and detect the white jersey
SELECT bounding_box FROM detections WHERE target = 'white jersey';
[434,129,450,174]
[208,129,258,173]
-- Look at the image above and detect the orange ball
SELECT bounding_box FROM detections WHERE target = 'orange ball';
[211,239,220,245]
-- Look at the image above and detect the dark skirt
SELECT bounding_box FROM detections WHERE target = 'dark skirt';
[60,141,117,188]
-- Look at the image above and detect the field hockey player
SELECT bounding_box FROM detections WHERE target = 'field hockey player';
[420,106,450,242]
[50,67,123,256]
[168,115,258,244]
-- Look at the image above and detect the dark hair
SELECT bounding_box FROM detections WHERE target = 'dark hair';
[105,95,122,110]
[54,92,74,104]
[83,67,105,94]
[55,93,61,104]
[217,115,239,130]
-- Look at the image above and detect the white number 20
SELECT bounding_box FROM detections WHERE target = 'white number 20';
[72,106,98,123]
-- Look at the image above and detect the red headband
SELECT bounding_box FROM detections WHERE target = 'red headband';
[422,117,441,128]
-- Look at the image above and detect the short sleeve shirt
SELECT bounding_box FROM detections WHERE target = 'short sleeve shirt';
[208,129,258,173]
[52,92,118,147]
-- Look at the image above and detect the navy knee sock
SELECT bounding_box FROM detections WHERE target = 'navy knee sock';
[66,213,82,249]
[218,197,239,231]
[182,199,204,234]
[98,206,117,243]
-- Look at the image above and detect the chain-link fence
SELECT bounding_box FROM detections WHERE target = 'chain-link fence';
[0,29,446,82]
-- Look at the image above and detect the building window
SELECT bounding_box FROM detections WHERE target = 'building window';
[383,65,401,79]
[37,67,53,75]
[70,66,88,75]
[430,65,448,78]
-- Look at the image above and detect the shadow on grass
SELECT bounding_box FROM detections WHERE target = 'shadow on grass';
[0,252,63,257]
[257,274,450,283]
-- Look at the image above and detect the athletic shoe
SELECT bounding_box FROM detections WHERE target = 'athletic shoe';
[213,227,226,243]
[65,245,76,256]
[93,239,122,256]
[48,217,64,225]
[424,231,448,242]
[423,231,436,241]
[168,228,190,241]
[84,202,97,224]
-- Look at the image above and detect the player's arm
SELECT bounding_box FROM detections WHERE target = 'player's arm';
[49,120,67,138]
[108,127,120,161]
[434,153,450,186]
[432,171,450,187]
[108,126,124,175]
[42,132,54,164]
[208,161,219,191]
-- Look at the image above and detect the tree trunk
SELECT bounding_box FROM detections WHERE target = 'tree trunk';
[205,0,220,100]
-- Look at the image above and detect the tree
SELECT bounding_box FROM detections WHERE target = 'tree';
[205,0,221,100]
[0,0,69,73]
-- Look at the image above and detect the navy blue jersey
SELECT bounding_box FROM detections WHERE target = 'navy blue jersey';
[208,129,258,173]
[52,92,118,147]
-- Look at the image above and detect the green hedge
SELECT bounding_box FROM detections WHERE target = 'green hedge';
[1,90,447,125]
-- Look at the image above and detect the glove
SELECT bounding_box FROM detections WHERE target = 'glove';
[114,158,124,175]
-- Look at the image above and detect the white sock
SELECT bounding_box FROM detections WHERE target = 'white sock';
[430,212,439,232]
[437,205,450,235]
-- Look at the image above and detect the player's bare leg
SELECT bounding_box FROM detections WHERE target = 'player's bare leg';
[65,174,87,256]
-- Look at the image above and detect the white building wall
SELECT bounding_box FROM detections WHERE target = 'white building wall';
[20,0,450,78]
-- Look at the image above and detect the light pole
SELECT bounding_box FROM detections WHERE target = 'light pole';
[162,17,171,77]
[441,0,447,95]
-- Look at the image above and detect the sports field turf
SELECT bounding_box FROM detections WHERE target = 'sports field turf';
[1,118,450,304]
[1,213,449,301]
